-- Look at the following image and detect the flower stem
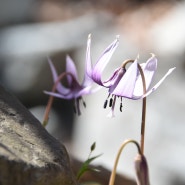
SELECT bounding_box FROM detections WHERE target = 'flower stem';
[140,97,146,154]
[42,72,74,127]
[137,64,147,154]
[109,139,142,185]
[42,93,54,127]
[122,59,147,154]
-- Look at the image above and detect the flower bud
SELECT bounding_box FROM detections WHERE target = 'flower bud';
[134,154,150,185]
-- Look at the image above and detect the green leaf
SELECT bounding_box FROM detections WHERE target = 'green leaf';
[77,154,102,180]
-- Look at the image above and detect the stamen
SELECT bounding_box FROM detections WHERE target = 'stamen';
[120,103,123,112]
[103,94,111,109]
[83,101,86,108]
[73,105,77,114]
[82,97,86,108]
[120,97,123,112]
[104,99,108,109]
[76,98,81,115]
[109,98,113,107]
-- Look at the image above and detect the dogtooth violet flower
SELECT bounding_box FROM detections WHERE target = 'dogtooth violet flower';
[44,56,98,115]
[86,35,175,117]
[44,37,100,115]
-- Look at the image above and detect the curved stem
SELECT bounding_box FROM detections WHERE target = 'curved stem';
[121,59,135,68]
[42,72,74,127]
[109,139,141,185]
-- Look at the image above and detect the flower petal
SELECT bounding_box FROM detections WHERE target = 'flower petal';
[108,67,126,92]
[110,60,138,98]
[44,90,73,99]
[91,36,119,86]
[66,55,78,84]
[140,67,176,98]
[75,86,92,98]
[47,57,70,94]
[85,34,93,78]
[133,55,157,97]
[83,34,93,86]
[142,55,157,89]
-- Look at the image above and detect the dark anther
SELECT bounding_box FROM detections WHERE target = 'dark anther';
[109,98,113,107]
[120,97,123,112]
[103,99,108,109]
[73,106,77,114]
[81,97,86,108]
[120,103,123,112]
[83,101,86,108]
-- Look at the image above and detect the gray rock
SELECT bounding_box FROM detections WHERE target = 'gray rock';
[0,84,77,185]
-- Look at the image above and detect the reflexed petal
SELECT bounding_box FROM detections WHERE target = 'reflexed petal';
[108,68,126,93]
[44,90,73,99]
[83,34,93,86]
[91,36,119,86]
[48,57,70,94]
[48,57,58,81]
[104,67,121,84]
[85,34,93,78]
[140,67,176,98]
[110,60,138,98]
[133,55,157,97]
[142,55,157,89]
[75,86,92,98]
[66,55,78,84]
[90,86,102,93]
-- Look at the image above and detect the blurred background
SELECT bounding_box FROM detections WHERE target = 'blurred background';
[0,0,185,185]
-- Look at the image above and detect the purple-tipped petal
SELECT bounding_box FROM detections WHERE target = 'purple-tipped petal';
[48,57,58,82]
[86,34,93,78]
[91,36,119,86]
[75,86,92,98]
[108,68,126,92]
[44,90,73,99]
[66,55,78,84]
[110,60,138,98]
[48,57,70,94]
[90,86,102,93]
[83,34,94,86]
[133,55,157,97]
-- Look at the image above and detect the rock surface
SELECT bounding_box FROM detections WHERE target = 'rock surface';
[0,84,77,185]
